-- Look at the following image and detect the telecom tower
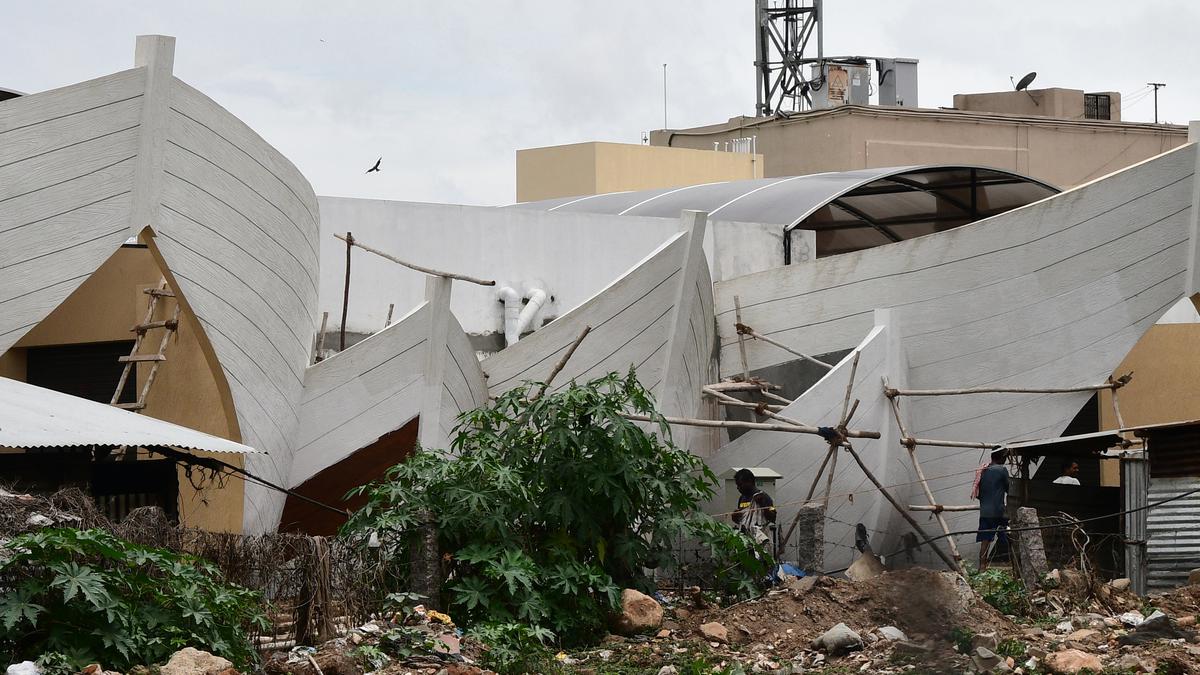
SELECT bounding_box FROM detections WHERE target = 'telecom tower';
[755,0,824,116]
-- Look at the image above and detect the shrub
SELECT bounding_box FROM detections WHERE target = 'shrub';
[343,370,771,644]
[967,567,1028,616]
[0,528,268,670]
[467,622,559,674]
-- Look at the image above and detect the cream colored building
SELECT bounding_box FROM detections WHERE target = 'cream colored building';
[516,141,763,202]
[647,89,1186,190]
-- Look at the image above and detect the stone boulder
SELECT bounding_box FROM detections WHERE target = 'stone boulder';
[160,649,235,675]
[698,622,728,644]
[1042,649,1102,674]
[613,588,663,635]
[810,622,863,655]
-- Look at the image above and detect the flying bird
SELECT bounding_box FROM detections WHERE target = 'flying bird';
[366,157,382,173]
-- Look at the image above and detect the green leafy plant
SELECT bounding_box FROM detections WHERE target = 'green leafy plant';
[343,370,771,644]
[995,638,1026,657]
[467,622,559,674]
[0,528,268,671]
[949,627,974,653]
[967,567,1029,616]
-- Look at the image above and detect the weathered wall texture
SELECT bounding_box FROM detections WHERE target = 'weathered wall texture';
[516,142,763,202]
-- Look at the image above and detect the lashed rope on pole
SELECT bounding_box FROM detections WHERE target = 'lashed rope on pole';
[334,233,496,286]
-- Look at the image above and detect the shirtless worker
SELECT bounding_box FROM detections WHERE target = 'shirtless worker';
[976,448,1010,571]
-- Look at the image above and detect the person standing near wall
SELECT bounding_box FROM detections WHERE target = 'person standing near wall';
[976,448,1010,570]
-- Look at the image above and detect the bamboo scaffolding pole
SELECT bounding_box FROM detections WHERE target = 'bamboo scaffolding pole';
[839,440,959,571]
[384,303,395,329]
[704,387,815,431]
[709,397,786,414]
[782,351,860,548]
[733,296,752,382]
[909,437,1000,450]
[760,389,795,406]
[533,325,592,400]
[335,232,496,286]
[621,413,880,439]
[821,445,839,505]
[909,504,979,512]
[885,384,963,569]
[1109,375,1128,429]
[885,375,1132,398]
[705,380,782,393]
[735,322,833,369]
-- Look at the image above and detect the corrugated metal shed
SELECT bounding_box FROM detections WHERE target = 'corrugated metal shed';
[1146,476,1200,590]
[0,376,256,455]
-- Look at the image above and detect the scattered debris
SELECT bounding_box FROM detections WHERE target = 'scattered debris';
[811,622,863,655]
[5,662,39,675]
[697,622,728,644]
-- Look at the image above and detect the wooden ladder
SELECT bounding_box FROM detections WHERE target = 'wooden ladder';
[110,278,181,412]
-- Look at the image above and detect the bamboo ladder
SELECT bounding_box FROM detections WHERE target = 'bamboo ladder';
[110,278,181,412]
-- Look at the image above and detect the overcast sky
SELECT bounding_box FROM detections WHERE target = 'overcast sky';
[5,1,1196,206]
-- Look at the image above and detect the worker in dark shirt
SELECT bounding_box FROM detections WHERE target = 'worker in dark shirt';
[731,468,776,547]
[976,448,1010,571]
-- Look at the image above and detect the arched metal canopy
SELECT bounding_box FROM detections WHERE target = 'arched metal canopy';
[508,165,1059,261]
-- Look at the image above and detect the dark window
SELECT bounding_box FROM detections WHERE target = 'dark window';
[25,341,137,404]
[1084,93,1111,120]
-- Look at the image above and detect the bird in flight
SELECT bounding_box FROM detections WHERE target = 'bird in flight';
[366,157,382,173]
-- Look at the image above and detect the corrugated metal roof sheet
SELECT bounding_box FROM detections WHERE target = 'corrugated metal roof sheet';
[507,165,1059,258]
[0,376,257,454]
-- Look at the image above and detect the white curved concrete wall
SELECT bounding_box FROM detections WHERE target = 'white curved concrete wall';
[0,68,146,352]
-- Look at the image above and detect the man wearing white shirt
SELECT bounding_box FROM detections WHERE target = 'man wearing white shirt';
[1052,460,1081,485]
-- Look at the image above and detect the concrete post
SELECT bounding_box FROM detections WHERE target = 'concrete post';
[1012,507,1048,591]
[791,501,826,573]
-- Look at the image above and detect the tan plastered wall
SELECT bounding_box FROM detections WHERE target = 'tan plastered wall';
[652,109,1185,189]
[516,142,763,202]
[1097,324,1200,487]
[1099,324,1200,429]
[7,246,244,533]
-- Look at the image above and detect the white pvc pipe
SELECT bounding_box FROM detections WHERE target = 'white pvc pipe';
[497,286,522,346]
[517,288,548,338]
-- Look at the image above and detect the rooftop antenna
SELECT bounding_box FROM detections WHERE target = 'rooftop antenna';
[755,0,824,115]
[1147,82,1165,123]
[662,63,668,129]
[1011,71,1038,106]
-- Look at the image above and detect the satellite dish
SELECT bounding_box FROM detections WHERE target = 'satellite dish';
[1015,72,1037,91]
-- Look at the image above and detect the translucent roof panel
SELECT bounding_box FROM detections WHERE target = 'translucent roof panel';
[508,165,1058,260]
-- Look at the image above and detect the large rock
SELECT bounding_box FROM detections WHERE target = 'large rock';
[698,622,728,644]
[160,649,235,675]
[1187,568,1200,585]
[810,623,863,655]
[613,589,663,635]
[1118,610,1195,645]
[971,647,1002,672]
[1042,649,1102,674]
[6,663,39,675]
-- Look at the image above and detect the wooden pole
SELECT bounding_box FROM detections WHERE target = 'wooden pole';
[334,233,496,286]
[804,450,834,501]
[839,440,959,571]
[340,232,352,351]
[735,322,833,369]
[534,325,591,399]
[1109,375,1127,429]
[733,295,751,382]
[886,384,963,569]
[384,303,395,329]
[705,380,783,393]
[909,437,999,450]
[760,389,795,406]
[886,382,1126,397]
[710,398,786,413]
[909,504,979,512]
[620,413,880,439]
[821,444,839,504]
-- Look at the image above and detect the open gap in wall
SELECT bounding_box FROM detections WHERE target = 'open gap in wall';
[279,417,421,536]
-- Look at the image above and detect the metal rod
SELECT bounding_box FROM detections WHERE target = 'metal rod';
[334,233,496,286]
[910,504,979,512]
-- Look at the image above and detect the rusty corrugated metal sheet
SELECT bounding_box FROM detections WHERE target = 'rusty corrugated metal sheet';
[1146,475,1200,590]
[1146,426,1200,478]
[1122,457,1150,595]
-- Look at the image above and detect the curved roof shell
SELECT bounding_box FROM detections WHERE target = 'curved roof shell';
[508,165,1058,260]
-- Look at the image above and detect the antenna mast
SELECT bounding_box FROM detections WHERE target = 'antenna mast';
[755,0,824,116]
